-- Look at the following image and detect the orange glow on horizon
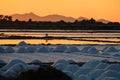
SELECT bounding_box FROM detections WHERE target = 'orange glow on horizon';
[0,0,120,22]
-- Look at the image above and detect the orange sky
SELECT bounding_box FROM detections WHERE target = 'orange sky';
[0,0,120,22]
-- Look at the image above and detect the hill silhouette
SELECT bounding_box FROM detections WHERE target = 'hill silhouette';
[77,17,88,21]
[11,12,110,23]
[1,14,120,30]
[12,12,75,22]
[97,19,110,24]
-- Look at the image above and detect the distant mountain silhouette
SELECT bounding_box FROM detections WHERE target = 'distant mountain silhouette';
[12,12,41,21]
[97,19,110,24]
[11,12,111,23]
[12,12,75,22]
[77,17,88,21]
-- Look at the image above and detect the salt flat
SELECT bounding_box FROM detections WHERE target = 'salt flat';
[0,43,120,63]
[1,42,120,80]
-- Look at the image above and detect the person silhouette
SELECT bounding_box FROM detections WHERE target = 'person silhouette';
[45,33,48,37]
[45,33,48,43]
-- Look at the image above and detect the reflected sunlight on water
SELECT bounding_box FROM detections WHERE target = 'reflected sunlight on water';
[0,39,118,45]
[0,30,120,45]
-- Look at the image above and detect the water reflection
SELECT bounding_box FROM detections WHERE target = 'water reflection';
[0,30,120,45]
[0,39,119,45]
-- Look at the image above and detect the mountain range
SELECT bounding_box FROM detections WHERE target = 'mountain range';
[11,12,110,23]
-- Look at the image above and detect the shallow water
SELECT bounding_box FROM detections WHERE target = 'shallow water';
[0,30,120,45]
[0,39,119,45]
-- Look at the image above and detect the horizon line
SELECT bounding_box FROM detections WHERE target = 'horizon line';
[2,12,119,22]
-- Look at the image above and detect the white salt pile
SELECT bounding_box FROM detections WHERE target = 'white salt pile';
[27,46,37,53]
[97,70,120,80]
[17,41,28,46]
[37,46,50,53]
[63,71,75,80]
[63,64,79,73]
[88,47,99,54]
[53,59,70,71]
[104,46,119,53]
[0,58,120,80]
[1,43,120,80]
[113,54,120,57]
[80,46,91,53]
[0,59,27,71]
[95,63,109,69]
[65,45,80,53]
[102,77,119,80]
[2,69,17,78]
[67,60,76,64]
[5,63,26,74]
[53,45,67,52]
[88,69,105,80]
[77,75,91,80]
[52,59,69,66]
[0,46,6,53]
[30,59,42,64]
[74,67,92,78]
[25,65,39,71]
[16,47,28,53]
[102,46,108,52]
[0,60,5,64]
[0,59,39,78]
[54,63,67,71]
[106,64,120,72]
[5,46,15,53]
[82,60,101,68]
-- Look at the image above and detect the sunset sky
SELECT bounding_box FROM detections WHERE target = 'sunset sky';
[0,0,120,22]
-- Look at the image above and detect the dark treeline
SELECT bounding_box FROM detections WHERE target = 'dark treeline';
[0,15,120,30]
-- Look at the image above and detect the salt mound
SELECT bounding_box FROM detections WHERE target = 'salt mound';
[17,47,28,53]
[1,59,27,71]
[67,60,76,64]
[97,70,120,80]
[30,59,42,64]
[54,63,67,71]
[6,46,15,53]
[88,47,99,54]
[77,75,91,80]
[52,59,69,66]
[27,46,37,53]
[82,60,101,68]
[102,46,108,52]
[103,77,119,80]
[95,63,109,69]
[53,45,67,52]
[106,64,120,72]
[113,54,120,57]
[104,47,118,52]
[101,59,109,63]
[88,69,105,80]
[101,53,111,56]
[0,60,5,64]
[80,46,91,53]
[0,46,6,53]
[37,46,50,53]
[74,67,92,77]
[65,46,80,53]
[36,44,43,47]
[63,71,75,80]
[2,69,17,78]
[63,64,79,73]
[7,63,26,74]
[25,65,39,71]
[17,41,27,46]
[95,45,105,51]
